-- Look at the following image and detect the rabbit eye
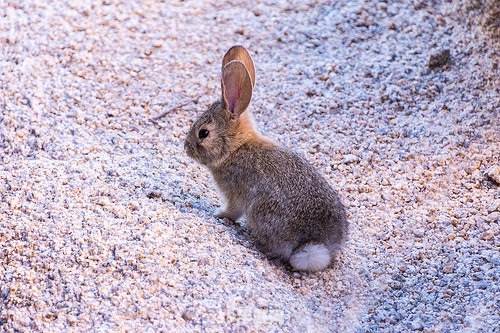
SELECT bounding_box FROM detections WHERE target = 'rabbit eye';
[198,129,209,139]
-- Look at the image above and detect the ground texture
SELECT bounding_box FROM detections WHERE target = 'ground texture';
[1,0,499,332]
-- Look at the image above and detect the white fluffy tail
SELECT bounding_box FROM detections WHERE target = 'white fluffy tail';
[289,243,331,272]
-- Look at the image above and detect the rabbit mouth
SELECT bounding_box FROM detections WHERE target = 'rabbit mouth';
[184,141,197,159]
[184,141,207,164]
[185,144,218,166]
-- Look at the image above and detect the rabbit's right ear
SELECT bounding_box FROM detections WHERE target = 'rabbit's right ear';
[222,45,256,87]
[222,60,253,118]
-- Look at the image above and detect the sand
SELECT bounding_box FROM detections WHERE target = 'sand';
[1,0,498,332]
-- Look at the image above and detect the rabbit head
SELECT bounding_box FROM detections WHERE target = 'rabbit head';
[184,46,258,168]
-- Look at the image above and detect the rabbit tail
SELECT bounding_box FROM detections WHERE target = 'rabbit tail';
[289,243,331,272]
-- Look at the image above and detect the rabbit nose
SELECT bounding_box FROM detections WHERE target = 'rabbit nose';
[184,140,194,157]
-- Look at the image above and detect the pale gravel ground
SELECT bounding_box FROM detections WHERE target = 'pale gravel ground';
[0,0,499,332]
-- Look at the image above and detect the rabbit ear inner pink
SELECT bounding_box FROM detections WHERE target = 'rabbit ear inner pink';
[222,60,252,117]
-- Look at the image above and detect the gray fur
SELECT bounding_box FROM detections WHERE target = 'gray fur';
[211,141,348,260]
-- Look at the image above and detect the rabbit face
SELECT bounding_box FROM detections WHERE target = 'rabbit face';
[184,101,232,167]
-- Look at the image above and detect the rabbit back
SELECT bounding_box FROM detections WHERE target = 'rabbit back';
[211,140,348,267]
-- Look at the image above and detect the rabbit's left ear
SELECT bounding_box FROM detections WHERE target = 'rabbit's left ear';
[222,45,256,87]
[221,60,253,117]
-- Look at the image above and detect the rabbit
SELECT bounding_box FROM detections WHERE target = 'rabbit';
[184,45,348,272]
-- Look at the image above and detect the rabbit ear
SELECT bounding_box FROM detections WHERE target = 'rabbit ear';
[221,60,253,117]
[222,45,256,87]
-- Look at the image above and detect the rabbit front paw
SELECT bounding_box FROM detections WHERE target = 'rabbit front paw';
[215,208,241,222]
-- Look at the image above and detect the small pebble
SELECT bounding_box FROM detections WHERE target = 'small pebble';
[428,49,451,69]
[485,166,500,184]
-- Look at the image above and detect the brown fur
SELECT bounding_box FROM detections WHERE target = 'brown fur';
[184,46,348,271]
